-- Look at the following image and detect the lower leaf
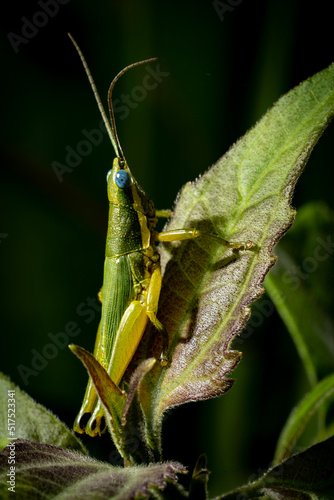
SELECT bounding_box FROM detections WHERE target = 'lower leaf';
[0,439,187,500]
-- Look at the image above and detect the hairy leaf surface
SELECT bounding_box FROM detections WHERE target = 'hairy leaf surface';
[0,373,86,453]
[0,439,186,499]
[138,63,334,452]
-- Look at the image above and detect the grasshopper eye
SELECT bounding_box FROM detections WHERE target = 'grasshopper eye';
[115,170,132,189]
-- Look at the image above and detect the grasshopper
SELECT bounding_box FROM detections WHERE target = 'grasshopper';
[69,34,253,437]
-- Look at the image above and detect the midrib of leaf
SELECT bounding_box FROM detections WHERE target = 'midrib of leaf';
[141,63,334,454]
[153,109,317,402]
[155,210,255,403]
[152,97,330,405]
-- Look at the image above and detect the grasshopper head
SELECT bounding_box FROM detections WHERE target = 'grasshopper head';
[107,157,155,218]
[107,157,132,204]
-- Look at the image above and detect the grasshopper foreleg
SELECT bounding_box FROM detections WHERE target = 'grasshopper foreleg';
[155,228,253,250]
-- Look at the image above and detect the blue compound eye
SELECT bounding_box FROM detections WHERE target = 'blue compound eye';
[115,170,132,189]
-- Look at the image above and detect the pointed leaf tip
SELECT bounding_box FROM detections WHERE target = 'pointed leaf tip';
[138,62,334,452]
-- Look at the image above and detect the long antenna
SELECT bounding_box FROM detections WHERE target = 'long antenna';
[68,33,120,157]
[68,33,157,164]
[107,58,158,161]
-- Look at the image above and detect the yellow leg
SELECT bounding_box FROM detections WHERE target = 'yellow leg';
[85,300,148,436]
[155,209,172,218]
[145,267,168,366]
[108,301,149,386]
[156,228,253,250]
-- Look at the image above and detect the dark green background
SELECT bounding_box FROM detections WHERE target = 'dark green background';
[1,0,333,496]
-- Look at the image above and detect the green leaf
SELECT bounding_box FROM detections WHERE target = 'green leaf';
[274,373,334,464]
[0,372,86,453]
[0,439,186,500]
[265,201,334,386]
[138,63,334,453]
[218,436,334,499]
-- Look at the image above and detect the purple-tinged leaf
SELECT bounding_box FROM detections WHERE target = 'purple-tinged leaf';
[0,439,187,499]
[138,63,334,453]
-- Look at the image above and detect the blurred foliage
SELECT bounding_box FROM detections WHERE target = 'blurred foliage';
[1,0,333,497]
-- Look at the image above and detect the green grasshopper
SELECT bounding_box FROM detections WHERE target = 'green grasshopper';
[69,34,253,437]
